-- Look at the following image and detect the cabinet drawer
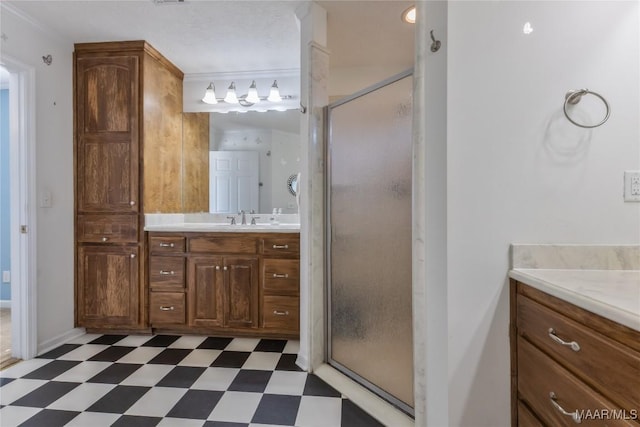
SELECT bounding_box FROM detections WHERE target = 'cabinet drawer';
[518,400,544,427]
[263,259,299,294]
[77,214,138,243]
[518,337,636,427]
[263,296,299,331]
[149,235,185,253]
[517,295,640,412]
[261,236,299,257]
[149,292,185,325]
[149,256,185,289]
[190,236,257,254]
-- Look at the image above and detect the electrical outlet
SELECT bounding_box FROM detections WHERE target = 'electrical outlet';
[623,171,640,202]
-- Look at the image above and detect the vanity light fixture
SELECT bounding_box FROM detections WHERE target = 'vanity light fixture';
[201,79,289,107]
[202,82,218,104]
[246,80,260,104]
[223,82,239,104]
[267,80,282,102]
[402,5,416,24]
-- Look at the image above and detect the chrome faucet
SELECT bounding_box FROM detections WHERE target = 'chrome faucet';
[239,210,246,225]
[226,216,236,225]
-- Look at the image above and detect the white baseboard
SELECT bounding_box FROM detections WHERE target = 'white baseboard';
[295,354,309,372]
[0,300,11,309]
[37,328,86,356]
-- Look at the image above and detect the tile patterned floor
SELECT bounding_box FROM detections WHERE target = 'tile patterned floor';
[0,334,384,427]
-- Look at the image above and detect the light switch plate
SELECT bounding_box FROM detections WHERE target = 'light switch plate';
[623,170,640,202]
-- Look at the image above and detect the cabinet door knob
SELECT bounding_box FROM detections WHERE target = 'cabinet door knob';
[130,201,136,206]
[272,273,289,278]
[159,306,175,311]
[159,270,175,275]
[159,242,175,248]
[102,237,108,242]
[272,244,289,249]
[549,392,582,424]
[273,310,289,316]
[548,328,580,352]
[130,253,136,259]
[223,266,228,271]
[215,266,220,270]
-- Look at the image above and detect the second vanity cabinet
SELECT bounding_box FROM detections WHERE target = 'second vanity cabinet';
[148,231,299,337]
[511,280,640,426]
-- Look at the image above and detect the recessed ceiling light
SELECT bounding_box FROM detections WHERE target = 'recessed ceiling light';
[402,5,416,24]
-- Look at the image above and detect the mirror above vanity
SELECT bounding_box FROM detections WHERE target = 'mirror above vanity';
[183,74,301,215]
[207,108,300,215]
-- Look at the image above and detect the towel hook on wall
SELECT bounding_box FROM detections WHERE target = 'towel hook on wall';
[430,30,441,53]
[563,89,610,128]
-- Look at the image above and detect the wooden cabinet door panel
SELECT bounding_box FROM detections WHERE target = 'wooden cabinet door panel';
[77,245,139,327]
[188,256,225,327]
[225,256,259,328]
[76,55,139,213]
[76,56,138,134]
[78,141,137,212]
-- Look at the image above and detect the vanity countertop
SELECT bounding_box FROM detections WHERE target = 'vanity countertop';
[144,223,300,233]
[144,213,300,233]
[509,268,640,332]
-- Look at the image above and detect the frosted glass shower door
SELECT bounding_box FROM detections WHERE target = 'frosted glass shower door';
[327,71,413,413]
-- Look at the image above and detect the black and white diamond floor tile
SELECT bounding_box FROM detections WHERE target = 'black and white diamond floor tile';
[0,334,385,427]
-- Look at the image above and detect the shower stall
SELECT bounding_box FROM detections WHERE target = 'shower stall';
[326,70,414,415]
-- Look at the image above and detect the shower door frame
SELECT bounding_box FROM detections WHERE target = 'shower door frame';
[324,68,415,417]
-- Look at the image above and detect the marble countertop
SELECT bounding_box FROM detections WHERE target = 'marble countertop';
[144,213,300,233]
[509,268,640,332]
[145,223,300,233]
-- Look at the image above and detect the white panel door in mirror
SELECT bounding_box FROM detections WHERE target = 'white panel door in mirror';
[209,151,259,213]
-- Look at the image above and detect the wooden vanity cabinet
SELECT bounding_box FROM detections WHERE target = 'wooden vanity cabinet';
[260,236,300,333]
[148,236,186,326]
[188,255,259,329]
[510,280,640,426]
[74,41,186,331]
[147,231,299,338]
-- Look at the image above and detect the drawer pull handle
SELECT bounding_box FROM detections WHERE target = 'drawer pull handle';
[548,328,581,352]
[273,273,289,278]
[549,392,582,424]
[273,310,289,316]
[159,306,175,311]
[272,244,289,249]
[159,270,175,275]
[159,242,175,248]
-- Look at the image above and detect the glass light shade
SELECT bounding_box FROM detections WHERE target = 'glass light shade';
[402,6,416,24]
[202,82,218,104]
[246,80,260,104]
[267,80,282,102]
[224,82,239,104]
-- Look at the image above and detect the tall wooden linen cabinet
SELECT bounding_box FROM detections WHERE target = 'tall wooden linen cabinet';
[74,41,208,331]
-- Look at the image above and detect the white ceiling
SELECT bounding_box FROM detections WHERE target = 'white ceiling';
[5,0,414,76]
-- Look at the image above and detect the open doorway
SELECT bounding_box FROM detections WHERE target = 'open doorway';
[0,65,14,367]
[0,56,37,368]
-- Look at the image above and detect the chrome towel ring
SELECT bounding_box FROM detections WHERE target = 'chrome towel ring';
[563,89,610,128]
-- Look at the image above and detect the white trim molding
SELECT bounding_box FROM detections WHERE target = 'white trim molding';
[5,54,38,361]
